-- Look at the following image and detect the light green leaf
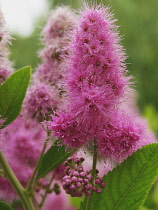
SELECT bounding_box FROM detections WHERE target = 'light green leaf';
[79,143,158,210]
[0,66,31,127]
[37,143,76,179]
[0,201,13,210]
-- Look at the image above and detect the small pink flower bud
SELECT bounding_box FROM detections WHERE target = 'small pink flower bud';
[73,171,79,176]
[100,182,106,188]
[65,179,71,185]
[69,169,75,176]
[83,179,89,184]
[78,166,83,172]
[63,175,70,181]
[78,178,83,182]
[92,186,97,192]
[96,188,102,194]
[69,184,75,190]
[35,187,40,192]
[95,178,101,185]
[75,158,80,164]
[84,184,92,190]
[87,174,92,180]
[80,171,87,177]
[76,182,82,188]
[71,176,78,183]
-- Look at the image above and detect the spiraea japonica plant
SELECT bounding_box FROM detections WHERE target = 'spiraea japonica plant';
[0,3,158,210]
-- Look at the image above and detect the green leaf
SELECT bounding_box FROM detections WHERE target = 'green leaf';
[0,201,13,210]
[79,143,158,210]
[0,66,31,127]
[71,197,83,209]
[37,143,76,179]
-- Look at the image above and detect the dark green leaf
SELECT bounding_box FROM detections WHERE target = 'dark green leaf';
[79,143,158,210]
[37,143,76,179]
[0,201,13,210]
[0,66,31,127]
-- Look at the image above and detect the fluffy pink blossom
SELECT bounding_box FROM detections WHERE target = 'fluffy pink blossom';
[3,116,46,166]
[36,44,64,86]
[0,9,13,84]
[97,109,154,161]
[50,6,130,148]
[0,116,46,201]
[29,7,74,122]
[51,113,88,148]
[64,6,130,99]
[42,187,76,210]
[0,67,11,84]
[0,164,32,202]
[23,82,60,121]
[35,6,74,88]
[50,5,156,162]
[42,6,74,43]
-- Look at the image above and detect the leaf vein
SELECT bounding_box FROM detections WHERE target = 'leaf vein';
[113,150,156,209]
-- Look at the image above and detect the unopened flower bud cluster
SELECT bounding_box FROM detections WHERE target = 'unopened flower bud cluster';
[62,157,106,197]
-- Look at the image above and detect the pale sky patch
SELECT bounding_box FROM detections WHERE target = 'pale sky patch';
[0,0,48,36]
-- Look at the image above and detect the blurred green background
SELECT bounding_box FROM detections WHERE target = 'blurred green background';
[8,0,158,209]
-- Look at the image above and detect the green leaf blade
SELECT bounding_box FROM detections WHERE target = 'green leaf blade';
[0,66,31,127]
[37,143,76,179]
[0,201,13,210]
[79,143,158,210]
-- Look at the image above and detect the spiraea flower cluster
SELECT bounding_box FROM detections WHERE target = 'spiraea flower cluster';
[35,6,74,86]
[23,7,74,121]
[97,110,151,161]
[0,9,13,84]
[62,157,106,197]
[23,82,60,121]
[50,5,130,148]
[50,5,156,161]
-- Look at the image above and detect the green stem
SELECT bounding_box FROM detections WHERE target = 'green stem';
[26,139,47,195]
[85,139,98,210]
[0,151,34,210]
[32,193,40,210]
[0,169,5,177]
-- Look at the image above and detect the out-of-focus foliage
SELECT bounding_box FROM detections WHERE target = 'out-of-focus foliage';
[143,105,158,135]
[10,22,43,71]
[70,197,83,209]
[10,0,158,110]
[48,0,82,8]
[101,0,158,111]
